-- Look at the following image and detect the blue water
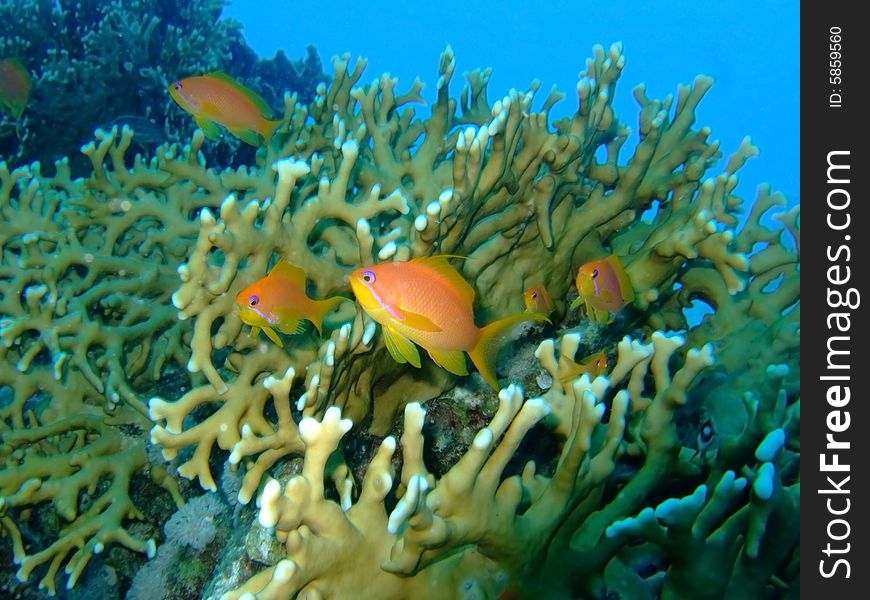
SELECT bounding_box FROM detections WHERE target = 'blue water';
[226,0,800,208]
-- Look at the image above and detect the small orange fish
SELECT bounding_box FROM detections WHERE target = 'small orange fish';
[169,72,280,145]
[0,58,31,120]
[570,255,634,324]
[560,350,609,384]
[523,285,554,316]
[235,260,347,347]
[350,256,547,389]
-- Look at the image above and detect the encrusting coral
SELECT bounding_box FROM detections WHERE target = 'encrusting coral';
[0,39,798,598]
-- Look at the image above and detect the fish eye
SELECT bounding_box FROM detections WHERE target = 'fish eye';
[249,295,259,307]
[592,268,600,279]
[532,291,539,298]
[361,271,376,284]
[174,81,182,90]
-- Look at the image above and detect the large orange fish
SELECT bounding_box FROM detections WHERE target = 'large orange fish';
[168,72,280,145]
[350,256,547,389]
[235,261,347,347]
[0,58,31,120]
[570,255,634,324]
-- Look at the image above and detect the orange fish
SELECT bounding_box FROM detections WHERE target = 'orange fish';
[350,256,548,389]
[235,260,347,347]
[570,255,634,324]
[523,285,554,316]
[168,72,280,145]
[560,350,609,384]
[0,58,31,120]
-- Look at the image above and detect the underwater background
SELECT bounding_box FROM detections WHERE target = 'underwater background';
[0,1,799,599]
[226,0,800,207]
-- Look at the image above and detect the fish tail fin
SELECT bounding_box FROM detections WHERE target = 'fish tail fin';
[260,118,281,143]
[309,296,348,335]
[469,312,549,390]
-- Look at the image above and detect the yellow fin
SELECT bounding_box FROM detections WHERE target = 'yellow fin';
[383,327,421,368]
[469,312,549,389]
[411,256,475,305]
[307,296,348,335]
[383,327,408,364]
[592,306,612,324]
[270,260,307,287]
[260,325,284,347]
[428,349,468,376]
[260,118,281,142]
[559,363,584,385]
[275,317,305,335]
[395,307,442,332]
[195,115,221,140]
[231,127,262,146]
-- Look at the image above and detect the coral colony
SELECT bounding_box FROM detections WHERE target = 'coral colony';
[1,19,797,600]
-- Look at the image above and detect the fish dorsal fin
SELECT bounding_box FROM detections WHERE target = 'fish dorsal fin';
[269,260,307,288]
[411,256,475,304]
[205,71,275,118]
[605,255,635,303]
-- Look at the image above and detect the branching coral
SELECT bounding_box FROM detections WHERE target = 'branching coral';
[679,186,799,393]
[218,331,718,600]
[150,348,300,501]
[606,372,799,599]
[0,126,239,593]
[158,44,767,507]
[0,412,183,595]
[0,39,798,598]
[0,128,208,420]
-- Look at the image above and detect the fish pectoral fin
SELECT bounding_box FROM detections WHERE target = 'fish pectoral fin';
[231,127,262,147]
[195,116,222,140]
[395,307,442,332]
[260,325,284,347]
[383,327,421,368]
[382,328,407,364]
[427,349,468,376]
